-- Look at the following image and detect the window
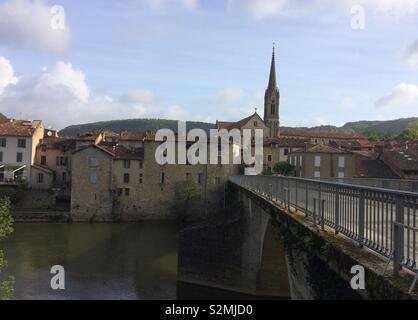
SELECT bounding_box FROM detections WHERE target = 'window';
[90,173,97,184]
[338,172,345,178]
[271,103,275,114]
[16,152,23,163]
[0,138,6,147]
[123,173,130,184]
[41,156,47,165]
[139,173,143,184]
[38,173,44,184]
[56,156,67,166]
[125,188,130,196]
[254,121,258,127]
[267,155,272,162]
[0,152,2,162]
[139,160,143,169]
[17,139,26,148]
[338,156,345,168]
[123,160,131,169]
[62,172,67,182]
[314,155,321,167]
[314,171,321,178]
[198,173,204,185]
[284,149,289,156]
[88,156,98,167]
[160,172,165,184]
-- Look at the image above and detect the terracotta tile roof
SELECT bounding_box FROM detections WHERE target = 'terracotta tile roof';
[292,144,347,154]
[0,120,40,137]
[264,137,309,148]
[380,149,418,171]
[75,132,101,141]
[217,121,235,130]
[120,131,146,141]
[39,137,76,150]
[355,159,401,179]
[113,145,143,160]
[281,128,366,140]
[351,150,377,159]
[217,112,264,130]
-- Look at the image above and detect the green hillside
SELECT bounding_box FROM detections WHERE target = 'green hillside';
[59,117,418,138]
[59,118,217,137]
[0,113,6,120]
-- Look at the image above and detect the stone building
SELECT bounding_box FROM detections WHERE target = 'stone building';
[0,119,45,186]
[289,144,355,178]
[263,137,309,173]
[70,134,241,221]
[35,137,76,191]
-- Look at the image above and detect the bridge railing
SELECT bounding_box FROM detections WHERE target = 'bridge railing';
[229,175,418,275]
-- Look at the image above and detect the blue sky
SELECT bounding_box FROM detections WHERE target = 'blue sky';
[0,0,417,129]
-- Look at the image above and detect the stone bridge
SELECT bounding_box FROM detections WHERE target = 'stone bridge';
[177,175,418,300]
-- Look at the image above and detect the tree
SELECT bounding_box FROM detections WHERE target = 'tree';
[398,121,418,140]
[172,178,200,222]
[0,197,14,300]
[273,161,295,176]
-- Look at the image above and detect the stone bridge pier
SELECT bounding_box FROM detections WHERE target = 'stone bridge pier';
[177,181,416,300]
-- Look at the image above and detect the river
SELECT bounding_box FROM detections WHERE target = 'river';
[0,222,179,300]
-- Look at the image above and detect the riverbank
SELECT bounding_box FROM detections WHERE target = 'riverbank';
[12,209,70,222]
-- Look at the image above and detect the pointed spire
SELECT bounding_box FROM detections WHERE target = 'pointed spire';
[267,43,277,90]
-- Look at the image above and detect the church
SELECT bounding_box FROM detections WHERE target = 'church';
[216,47,280,139]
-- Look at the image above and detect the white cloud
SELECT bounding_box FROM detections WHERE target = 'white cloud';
[0,59,210,129]
[338,96,357,110]
[38,62,90,102]
[0,0,71,53]
[375,83,418,108]
[0,56,18,94]
[405,39,418,66]
[228,0,418,19]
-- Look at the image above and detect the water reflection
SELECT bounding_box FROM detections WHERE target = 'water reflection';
[1,223,179,300]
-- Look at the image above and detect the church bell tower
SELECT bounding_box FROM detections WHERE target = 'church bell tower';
[264,46,280,138]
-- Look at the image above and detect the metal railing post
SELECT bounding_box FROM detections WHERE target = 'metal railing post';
[359,190,365,247]
[313,198,317,228]
[394,195,405,275]
[305,182,309,217]
[335,186,340,234]
[295,179,298,211]
[321,199,325,231]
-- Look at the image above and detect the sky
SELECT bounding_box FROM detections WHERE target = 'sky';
[0,0,417,130]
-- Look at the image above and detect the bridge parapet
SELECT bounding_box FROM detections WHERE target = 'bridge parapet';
[229,175,418,292]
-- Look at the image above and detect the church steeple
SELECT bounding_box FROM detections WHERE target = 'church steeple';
[264,44,280,138]
[267,46,277,90]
